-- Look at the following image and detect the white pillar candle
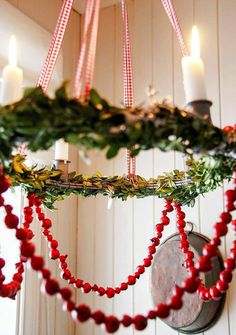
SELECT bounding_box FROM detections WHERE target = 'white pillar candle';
[181,26,207,103]
[55,139,69,161]
[1,36,23,105]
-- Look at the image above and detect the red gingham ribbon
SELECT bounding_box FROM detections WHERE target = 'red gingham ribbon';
[84,0,101,98]
[122,0,136,176]
[161,0,188,56]
[37,0,74,91]
[73,0,95,98]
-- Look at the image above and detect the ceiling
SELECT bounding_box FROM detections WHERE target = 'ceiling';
[73,0,122,13]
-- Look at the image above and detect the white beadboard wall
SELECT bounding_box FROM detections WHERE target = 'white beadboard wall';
[77,1,235,335]
[4,1,235,335]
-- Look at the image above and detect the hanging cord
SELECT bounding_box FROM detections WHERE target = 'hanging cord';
[161,0,188,56]
[122,0,136,177]
[37,0,74,91]
[84,0,101,98]
[73,0,95,98]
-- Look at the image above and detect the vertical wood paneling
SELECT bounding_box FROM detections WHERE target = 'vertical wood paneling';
[218,2,236,334]
[132,1,155,335]
[79,1,235,335]
[113,2,134,335]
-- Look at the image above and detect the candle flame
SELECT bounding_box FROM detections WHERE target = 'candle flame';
[9,35,17,67]
[191,26,200,58]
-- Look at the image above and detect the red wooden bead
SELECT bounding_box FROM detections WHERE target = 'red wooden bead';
[134,315,148,330]
[184,277,200,293]
[13,273,23,283]
[209,286,221,300]
[41,269,51,279]
[26,229,34,240]
[0,258,5,269]
[45,279,59,295]
[135,272,140,279]
[172,285,184,297]
[92,284,98,292]
[47,235,53,242]
[75,279,83,288]
[115,287,121,294]
[156,224,164,232]
[98,287,106,296]
[220,270,233,283]
[42,219,52,229]
[0,196,4,206]
[225,189,236,202]
[224,258,235,271]
[69,277,76,284]
[4,205,13,214]
[220,212,232,224]
[24,206,33,215]
[105,316,120,333]
[50,240,58,249]
[188,267,199,278]
[64,300,75,312]
[76,304,91,322]
[161,217,170,225]
[50,249,60,260]
[179,240,189,249]
[127,275,136,285]
[186,251,194,259]
[15,228,28,240]
[34,197,42,207]
[27,193,35,201]
[197,256,212,272]
[62,269,71,280]
[143,258,152,267]
[0,175,11,193]
[177,220,186,228]
[60,287,72,300]
[120,282,128,291]
[184,259,194,268]
[203,244,217,258]
[5,214,19,229]
[106,288,115,298]
[31,256,44,270]
[156,303,170,318]
[214,222,228,237]
[92,311,105,324]
[0,284,12,297]
[137,265,145,274]
[20,242,35,257]
[147,310,157,319]
[165,205,173,212]
[148,245,156,254]
[150,237,160,246]
[210,237,221,246]
[177,211,186,219]
[35,207,41,214]
[82,282,92,293]
[169,295,183,310]
[230,249,236,260]
[37,213,45,221]
[223,125,233,133]
[122,315,133,327]
[216,280,229,292]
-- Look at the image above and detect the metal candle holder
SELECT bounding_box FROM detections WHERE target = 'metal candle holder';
[53,159,70,181]
[185,99,212,123]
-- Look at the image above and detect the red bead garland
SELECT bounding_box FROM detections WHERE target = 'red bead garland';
[0,169,235,333]
[32,196,174,298]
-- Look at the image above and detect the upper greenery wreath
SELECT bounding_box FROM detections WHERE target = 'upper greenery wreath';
[0,84,235,207]
[0,83,235,162]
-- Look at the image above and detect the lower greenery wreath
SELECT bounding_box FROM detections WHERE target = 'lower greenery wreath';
[6,153,236,208]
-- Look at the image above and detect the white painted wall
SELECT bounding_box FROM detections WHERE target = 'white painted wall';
[77,1,235,335]
[3,1,235,335]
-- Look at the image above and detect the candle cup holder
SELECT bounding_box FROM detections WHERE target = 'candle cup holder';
[185,100,212,123]
[53,159,70,181]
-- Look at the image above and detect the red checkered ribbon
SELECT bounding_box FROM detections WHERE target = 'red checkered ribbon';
[161,0,188,56]
[122,0,136,177]
[84,0,100,98]
[37,0,74,91]
[73,0,95,98]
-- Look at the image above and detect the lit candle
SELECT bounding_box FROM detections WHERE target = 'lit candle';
[1,36,23,105]
[55,139,69,161]
[181,26,207,103]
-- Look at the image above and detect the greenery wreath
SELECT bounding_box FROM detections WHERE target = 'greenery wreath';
[1,84,235,207]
